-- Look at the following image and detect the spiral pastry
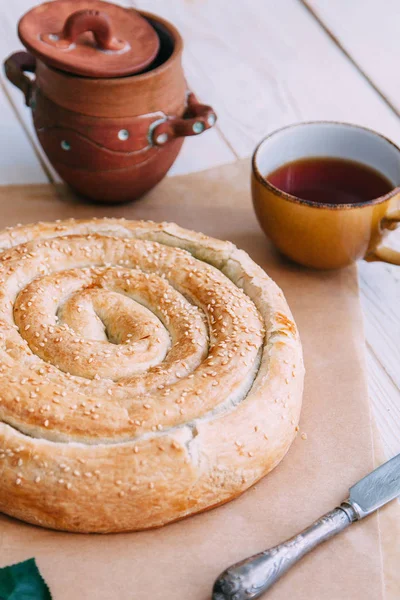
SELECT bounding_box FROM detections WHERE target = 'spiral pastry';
[0,218,303,532]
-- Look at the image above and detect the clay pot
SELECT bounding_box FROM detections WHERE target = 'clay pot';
[4,1,217,203]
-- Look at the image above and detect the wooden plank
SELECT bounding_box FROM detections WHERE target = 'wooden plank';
[304,0,400,117]
[301,0,400,457]
[359,257,400,457]
[360,261,400,393]
[367,347,400,458]
[168,131,236,176]
[0,0,235,179]
[0,80,46,184]
[0,0,58,182]
[134,0,400,158]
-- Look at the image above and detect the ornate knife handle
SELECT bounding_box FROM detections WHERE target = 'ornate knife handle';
[212,504,358,600]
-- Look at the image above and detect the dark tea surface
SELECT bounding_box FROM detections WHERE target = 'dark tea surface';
[266,157,393,204]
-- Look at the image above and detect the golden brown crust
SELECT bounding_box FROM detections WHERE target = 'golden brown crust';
[0,218,304,532]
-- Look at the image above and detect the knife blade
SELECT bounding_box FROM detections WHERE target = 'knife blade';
[348,452,400,518]
[212,453,400,600]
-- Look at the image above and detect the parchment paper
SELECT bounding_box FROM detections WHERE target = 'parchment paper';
[0,159,395,599]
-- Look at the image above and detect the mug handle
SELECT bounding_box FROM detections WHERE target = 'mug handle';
[3,51,36,107]
[366,208,400,265]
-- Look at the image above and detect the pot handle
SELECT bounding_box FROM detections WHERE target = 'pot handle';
[150,93,217,146]
[4,51,36,107]
[41,9,125,52]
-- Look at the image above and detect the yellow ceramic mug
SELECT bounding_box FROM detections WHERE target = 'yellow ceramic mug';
[252,122,400,269]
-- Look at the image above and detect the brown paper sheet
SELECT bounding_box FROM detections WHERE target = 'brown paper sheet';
[0,159,396,599]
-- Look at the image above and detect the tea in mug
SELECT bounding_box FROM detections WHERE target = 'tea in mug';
[266,157,393,205]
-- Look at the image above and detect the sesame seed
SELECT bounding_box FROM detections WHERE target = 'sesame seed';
[15,478,21,485]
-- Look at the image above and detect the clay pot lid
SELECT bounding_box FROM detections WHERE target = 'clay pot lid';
[18,0,160,78]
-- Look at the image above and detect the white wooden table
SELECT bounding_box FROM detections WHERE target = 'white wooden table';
[0,0,399,458]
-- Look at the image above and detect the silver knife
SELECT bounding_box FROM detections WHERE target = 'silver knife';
[212,452,400,600]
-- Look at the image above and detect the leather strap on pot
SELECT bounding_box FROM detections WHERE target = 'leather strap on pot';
[150,93,217,146]
[4,51,36,107]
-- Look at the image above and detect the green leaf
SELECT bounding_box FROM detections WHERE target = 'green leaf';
[0,558,52,600]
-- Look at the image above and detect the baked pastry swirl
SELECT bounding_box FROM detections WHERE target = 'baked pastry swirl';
[0,218,303,532]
